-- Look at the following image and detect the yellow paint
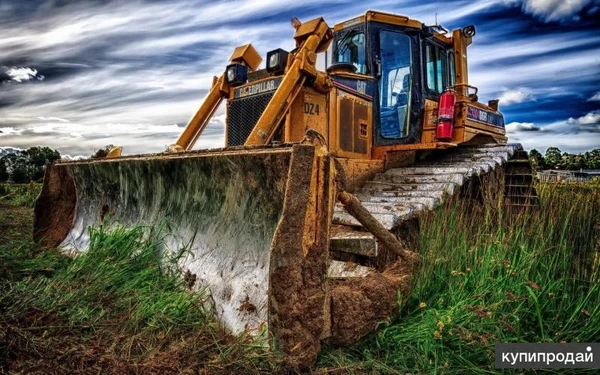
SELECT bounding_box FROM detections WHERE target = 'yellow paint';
[229,44,262,72]
[171,12,507,170]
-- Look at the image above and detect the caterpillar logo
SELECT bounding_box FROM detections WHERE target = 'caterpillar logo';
[234,77,282,99]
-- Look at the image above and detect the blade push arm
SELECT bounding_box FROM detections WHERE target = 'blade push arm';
[244,17,333,146]
[169,75,227,152]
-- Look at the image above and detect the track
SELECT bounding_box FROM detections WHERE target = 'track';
[328,144,538,265]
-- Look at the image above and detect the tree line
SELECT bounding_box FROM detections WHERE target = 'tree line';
[528,148,600,171]
[0,147,61,183]
[0,145,116,183]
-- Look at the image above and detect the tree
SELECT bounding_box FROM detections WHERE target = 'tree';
[0,157,8,182]
[584,149,600,169]
[6,153,32,183]
[1,147,61,183]
[24,146,61,182]
[528,149,545,171]
[544,147,562,169]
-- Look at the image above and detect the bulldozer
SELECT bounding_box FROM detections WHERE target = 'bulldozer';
[34,11,537,368]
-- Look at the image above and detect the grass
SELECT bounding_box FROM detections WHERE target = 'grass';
[0,183,42,208]
[0,189,277,374]
[0,181,598,374]
[318,182,600,374]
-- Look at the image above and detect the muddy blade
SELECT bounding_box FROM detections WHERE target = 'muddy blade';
[34,144,335,367]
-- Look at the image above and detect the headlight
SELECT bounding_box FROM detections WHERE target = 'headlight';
[224,63,248,87]
[268,53,279,69]
[266,48,289,75]
[227,67,237,82]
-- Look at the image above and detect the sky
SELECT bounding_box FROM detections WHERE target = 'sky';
[0,0,599,158]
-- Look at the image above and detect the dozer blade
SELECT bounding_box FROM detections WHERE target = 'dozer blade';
[34,143,336,367]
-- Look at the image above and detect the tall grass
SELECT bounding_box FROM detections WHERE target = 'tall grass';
[320,183,600,374]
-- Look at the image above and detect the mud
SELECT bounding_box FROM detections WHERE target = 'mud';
[268,144,333,369]
[328,259,414,346]
[33,165,76,247]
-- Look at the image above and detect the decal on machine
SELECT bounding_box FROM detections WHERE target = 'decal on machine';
[467,105,504,128]
[304,102,321,115]
[234,77,282,99]
[332,77,374,99]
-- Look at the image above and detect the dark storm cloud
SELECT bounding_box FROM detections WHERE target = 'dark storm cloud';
[0,0,599,156]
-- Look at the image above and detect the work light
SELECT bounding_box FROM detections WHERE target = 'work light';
[266,48,289,75]
[225,63,248,86]
[462,25,476,38]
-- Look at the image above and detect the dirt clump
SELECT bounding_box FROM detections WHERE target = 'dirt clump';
[328,259,414,345]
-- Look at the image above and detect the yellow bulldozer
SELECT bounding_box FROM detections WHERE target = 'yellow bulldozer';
[34,11,537,368]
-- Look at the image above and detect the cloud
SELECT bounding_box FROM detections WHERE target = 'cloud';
[61,154,87,161]
[504,0,596,21]
[0,0,598,156]
[588,92,600,101]
[507,120,600,152]
[0,127,23,136]
[37,116,70,123]
[506,122,541,133]
[498,88,534,105]
[4,67,44,82]
[567,110,600,125]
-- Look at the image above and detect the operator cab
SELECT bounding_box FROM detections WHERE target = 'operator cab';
[330,11,457,147]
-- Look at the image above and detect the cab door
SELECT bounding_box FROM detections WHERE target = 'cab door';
[373,29,419,146]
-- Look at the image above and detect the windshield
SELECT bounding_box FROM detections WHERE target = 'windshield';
[334,30,366,74]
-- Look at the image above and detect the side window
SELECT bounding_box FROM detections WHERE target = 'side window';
[425,43,447,94]
[335,32,366,74]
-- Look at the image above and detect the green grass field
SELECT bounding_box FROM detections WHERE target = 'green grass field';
[0,181,598,374]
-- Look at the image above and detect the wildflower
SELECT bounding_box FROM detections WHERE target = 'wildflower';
[445,315,452,323]
[419,302,427,308]
[434,330,442,340]
[437,321,445,331]
[486,311,493,318]
[451,270,459,276]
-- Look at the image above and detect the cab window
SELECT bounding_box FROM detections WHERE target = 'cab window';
[335,31,366,74]
[425,43,447,93]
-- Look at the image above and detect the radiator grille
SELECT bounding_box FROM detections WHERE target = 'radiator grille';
[227,92,274,146]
